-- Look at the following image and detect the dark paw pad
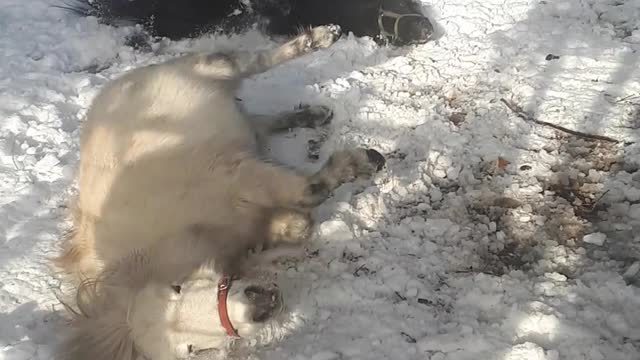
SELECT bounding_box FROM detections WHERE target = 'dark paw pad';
[365,149,386,171]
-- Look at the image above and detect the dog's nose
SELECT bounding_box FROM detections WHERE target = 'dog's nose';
[419,18,434,40]
[244,284,282,322]
[422,29,432,41]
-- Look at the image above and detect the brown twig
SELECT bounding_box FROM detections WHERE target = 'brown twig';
[10,136,21,171]
[586,189,610,213]
[614,94,640,104]
[499,98,621,144]
[401,332,417,343]
[353,263,368,277]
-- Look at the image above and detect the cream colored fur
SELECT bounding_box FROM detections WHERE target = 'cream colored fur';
[52,24,385,360]
[58,226,288,360]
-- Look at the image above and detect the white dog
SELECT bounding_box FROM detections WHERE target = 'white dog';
[52,24,385,360]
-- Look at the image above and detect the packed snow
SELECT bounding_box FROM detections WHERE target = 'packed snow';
[2,0,640,359]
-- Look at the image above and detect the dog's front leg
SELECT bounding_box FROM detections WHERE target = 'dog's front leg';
[299,148,387,207]
[229,149,384,247]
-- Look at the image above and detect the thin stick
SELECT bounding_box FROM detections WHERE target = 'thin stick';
[499,98,620,144]
[10,136,21,170]
[615,94,640,104]
[586,189,610,213]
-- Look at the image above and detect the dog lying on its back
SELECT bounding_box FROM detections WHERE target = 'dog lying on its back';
[64,0,435,46]
[53,25,386,360]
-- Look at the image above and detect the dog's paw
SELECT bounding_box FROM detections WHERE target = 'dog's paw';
[303,24,342,51]
[327,148,387,183]
[268,209,314,245]
[347,148,386,180]
[298,147,386,207]
[311,24,342,49]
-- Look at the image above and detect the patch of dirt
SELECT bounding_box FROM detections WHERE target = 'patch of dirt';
[465,138,623,276]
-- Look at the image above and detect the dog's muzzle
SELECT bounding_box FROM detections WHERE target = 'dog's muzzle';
[217,276,283,338]
[243,284,283,322]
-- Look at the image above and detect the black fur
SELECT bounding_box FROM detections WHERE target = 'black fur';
[61,0,434,47]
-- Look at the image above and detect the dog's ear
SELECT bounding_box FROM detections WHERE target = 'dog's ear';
[54,250,157,360]
[55,279,140,360]
[57,308,138,360]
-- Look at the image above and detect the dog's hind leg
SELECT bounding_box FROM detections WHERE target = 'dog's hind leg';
[233,24,342,78]
[190,24,341,81]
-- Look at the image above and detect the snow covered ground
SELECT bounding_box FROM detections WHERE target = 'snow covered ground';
[2,0,640,359]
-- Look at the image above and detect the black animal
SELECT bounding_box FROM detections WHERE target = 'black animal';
[62,0,435,47]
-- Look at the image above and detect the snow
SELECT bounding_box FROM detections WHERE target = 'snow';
[584,232,607,246]
[1,0,640,359]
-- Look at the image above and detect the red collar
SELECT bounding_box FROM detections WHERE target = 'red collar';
[217,275,240,337]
